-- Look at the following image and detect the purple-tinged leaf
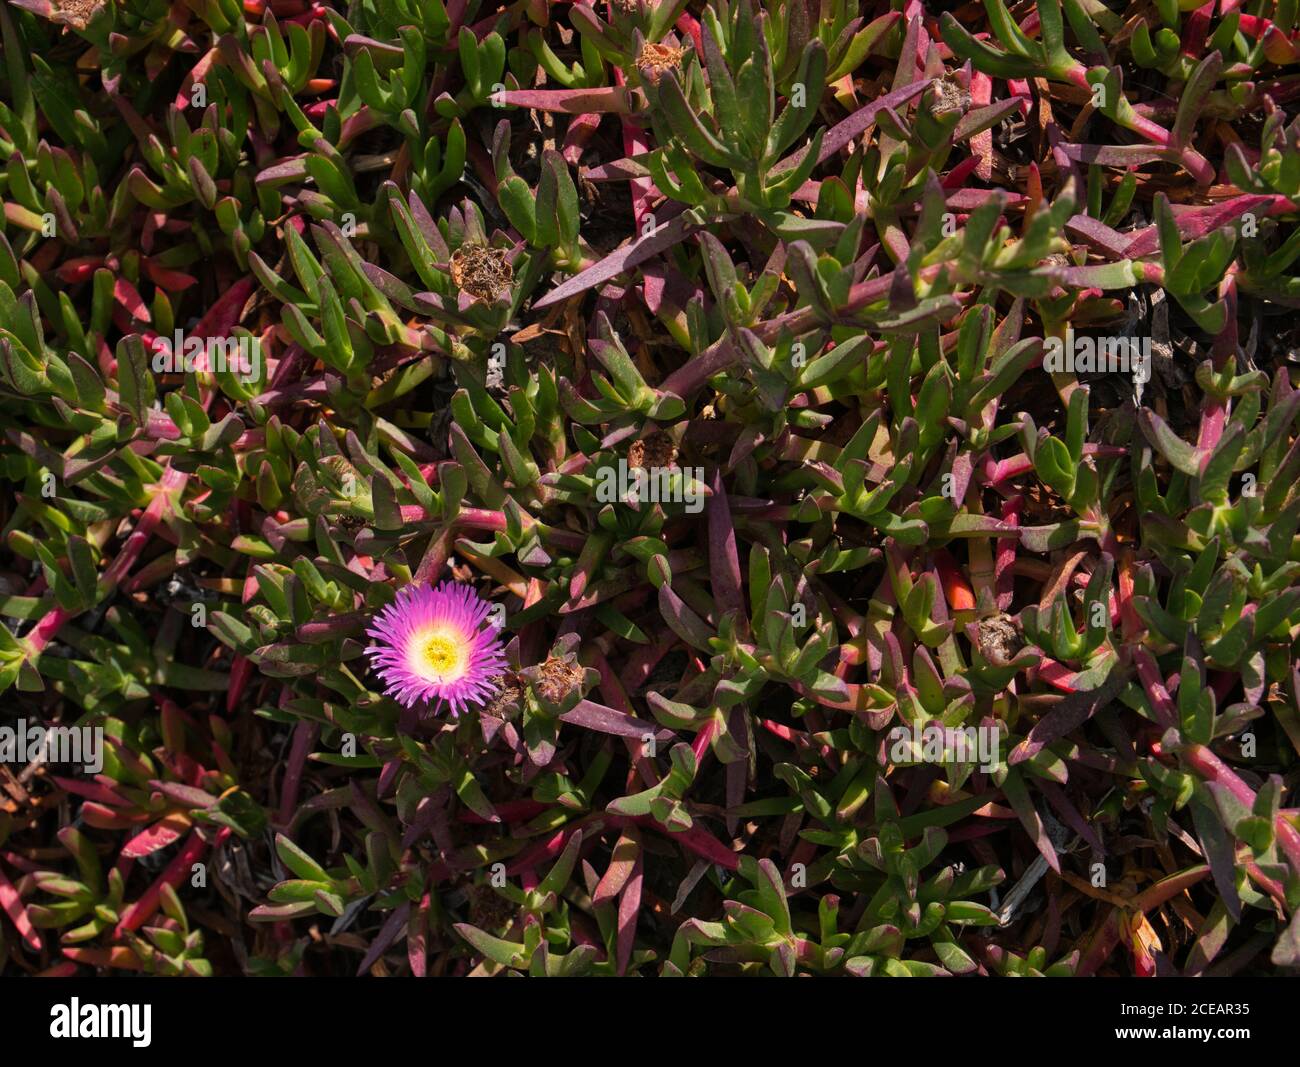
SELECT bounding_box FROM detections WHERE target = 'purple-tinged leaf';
[533,209,705,310]
[560,699,675,741]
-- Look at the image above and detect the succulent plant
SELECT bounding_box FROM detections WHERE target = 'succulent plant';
[1,0,1298,983]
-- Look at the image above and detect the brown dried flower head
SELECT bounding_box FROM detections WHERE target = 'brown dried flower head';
[450,243,514,304]
[931,76,972,115]
[537,656,585,705]
[53,0,103,29]
[627,431,678,471]
[637,41,684,85]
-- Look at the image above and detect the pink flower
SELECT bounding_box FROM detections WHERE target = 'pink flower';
[365,582,506,715]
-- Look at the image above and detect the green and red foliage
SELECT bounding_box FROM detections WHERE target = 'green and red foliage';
[1,0,1300,977]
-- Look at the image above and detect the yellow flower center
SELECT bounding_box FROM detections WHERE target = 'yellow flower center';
[419,633,461,678]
